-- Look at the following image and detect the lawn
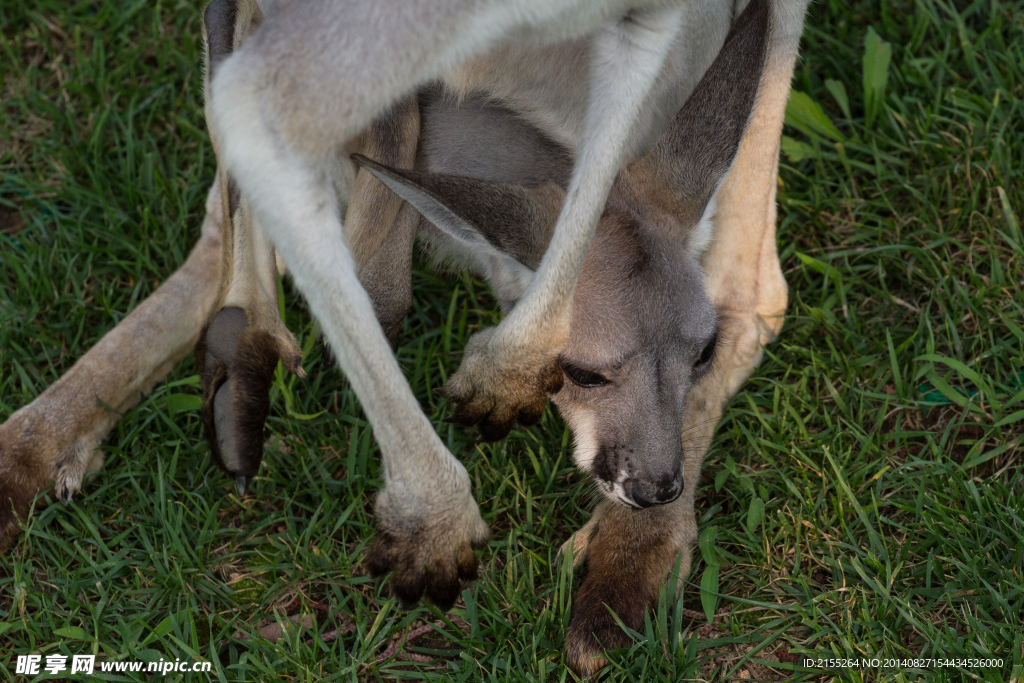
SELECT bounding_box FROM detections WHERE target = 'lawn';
[0,0,1021,681]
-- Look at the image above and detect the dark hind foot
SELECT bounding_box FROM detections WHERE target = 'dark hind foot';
[563,501,695,676]
[196,306,303,493]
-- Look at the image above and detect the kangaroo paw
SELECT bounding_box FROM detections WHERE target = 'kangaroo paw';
[53,441,105,506]
[442,328,563,441]
[0,416,106,552]
[365,485,490,611]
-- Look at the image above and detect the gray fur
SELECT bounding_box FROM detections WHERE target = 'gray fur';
[362,0,768,508]
[366,155,720,507]
[647,0,771,223]
[0,0,810,672]
[204,0,238,79]
[418,89,573,188]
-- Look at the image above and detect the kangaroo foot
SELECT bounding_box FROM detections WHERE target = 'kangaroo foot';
[196,306,304,494]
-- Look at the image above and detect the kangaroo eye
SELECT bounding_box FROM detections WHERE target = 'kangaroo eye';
[561,360,609,388]
[695,331,718,368]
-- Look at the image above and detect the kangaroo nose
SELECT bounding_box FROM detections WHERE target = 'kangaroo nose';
[628,476,683,508]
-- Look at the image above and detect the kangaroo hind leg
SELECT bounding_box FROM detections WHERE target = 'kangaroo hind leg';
[0,181,225,551]
[197,0,306,495]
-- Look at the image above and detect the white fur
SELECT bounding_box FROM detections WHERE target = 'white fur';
[690,193,717,257]
[493,7,687,351]
[209,0,695,522]
[205,0,810,557]
[571,411,600,471]
[611,481,639,509]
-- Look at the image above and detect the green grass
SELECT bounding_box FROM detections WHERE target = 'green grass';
[1,0,1022,681]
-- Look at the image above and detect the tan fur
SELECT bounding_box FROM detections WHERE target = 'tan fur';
[345,97,421,270]
[364,502,487,611]
[443,325,565,441]
[204,0,301,375]
[0,0,807,674]
[198,0,304,489]
[564,498,695,674]
[0,182,225,550]
[202,0,261,311]
[558,0,806,668]
[344,97,422,344]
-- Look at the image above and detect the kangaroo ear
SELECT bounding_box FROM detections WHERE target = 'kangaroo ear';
[352,154,564,307]
[203,0,237,80]
[203,0,264,80]
[644,0,771,229]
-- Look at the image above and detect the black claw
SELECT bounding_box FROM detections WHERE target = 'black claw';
[55,484,73,505]
[235,475,249,496]
[428,593,458,613]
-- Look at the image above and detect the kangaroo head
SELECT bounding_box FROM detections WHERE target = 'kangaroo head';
[355,0,770,508]
[551,191,718,508]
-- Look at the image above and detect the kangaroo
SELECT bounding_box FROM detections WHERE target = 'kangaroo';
[354,85,726,509]
[0,0,809,673]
